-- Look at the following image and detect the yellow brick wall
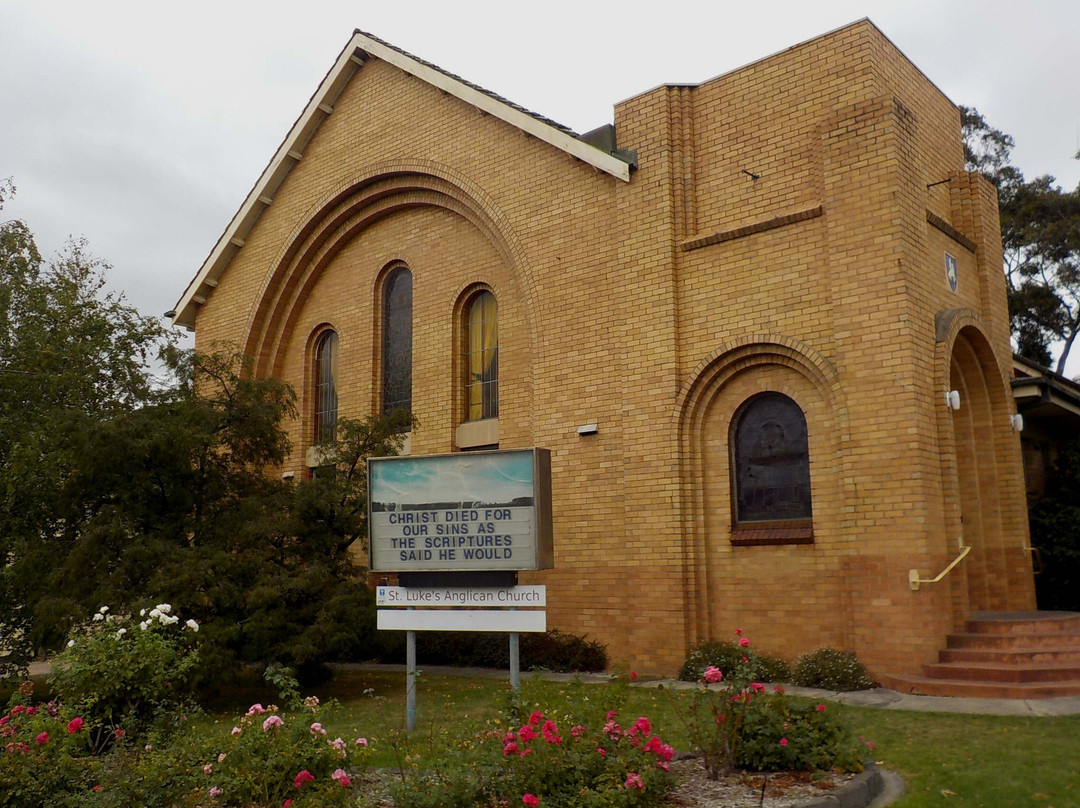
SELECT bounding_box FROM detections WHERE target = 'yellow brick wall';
[191,20,1033,677]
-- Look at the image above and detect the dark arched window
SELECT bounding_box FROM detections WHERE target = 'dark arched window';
[466,290,498,421]
[382,267,412,421]
[313,330,338,443]
[731,392,811,523]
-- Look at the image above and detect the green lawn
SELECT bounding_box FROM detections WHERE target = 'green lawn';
[290,670,1079,808]
[28,668,1077,807]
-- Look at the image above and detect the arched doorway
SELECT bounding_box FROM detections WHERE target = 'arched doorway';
[948,326,1013,611]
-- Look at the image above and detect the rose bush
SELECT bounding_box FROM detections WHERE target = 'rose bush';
[0,683,98,808]
[389,675,675,808]
[684,629,865,777]
[48,604,201,745]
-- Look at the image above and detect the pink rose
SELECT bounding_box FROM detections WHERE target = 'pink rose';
[246,703,266,716]
[518,724,537,743]
[522,794,540,807]
[66,717,84,734]
[310,722,326,736]
[230,726,242,735]
[209,786,222,798]
[203,764,213,774]
[331,768,351,787]
[816,704,827,712]
[631,716,651,736]
[262,715,283,732]
[355,736,368,747]
[624,772,645,790]
[779,737,789,747]
[35,732,49,746]
[738,637,751,648]
[283,801,293,808]
[293,770,315,789]
[703,666,723,683]
[528,711,544,726]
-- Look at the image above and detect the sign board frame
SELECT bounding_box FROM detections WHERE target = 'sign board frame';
[368,448,553,573]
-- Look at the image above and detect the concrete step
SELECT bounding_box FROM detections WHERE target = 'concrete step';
[923,660,1080,684]
[966,611,1080,635]
[883,674,1080,700]
[939,647,1080,665]
[946,630,1080,650]
[885,611,1080,698]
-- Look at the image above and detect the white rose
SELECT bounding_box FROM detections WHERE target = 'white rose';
[156,603,172,615]
[185,619,199,632]
[67,640,75,648]
[116,628,127,637]
[149,609,161,619]
[98,605,109,614]
[92,613,104,622]
[139,621,150,630]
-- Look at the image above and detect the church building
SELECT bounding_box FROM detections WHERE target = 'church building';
[172,20,1038,683]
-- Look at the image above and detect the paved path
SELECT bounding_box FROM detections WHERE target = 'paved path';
[339,663,1080,716]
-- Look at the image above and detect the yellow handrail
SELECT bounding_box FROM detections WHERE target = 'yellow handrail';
[909,543,970,591]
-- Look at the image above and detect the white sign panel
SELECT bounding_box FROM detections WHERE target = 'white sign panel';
[377,609,547,632]
[377,585,546,607]
[368,449,553,572]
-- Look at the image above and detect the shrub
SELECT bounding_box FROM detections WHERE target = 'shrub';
[190,696,369,807]
[791,648,877,691]
[48,604,201,745]
[389,676,674,808]
[683,630,864,777]
[397,629,608,673]
[678,639,790,683]
[0,682,99,808]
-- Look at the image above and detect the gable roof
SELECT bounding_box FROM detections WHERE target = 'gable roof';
[170,30,633,329]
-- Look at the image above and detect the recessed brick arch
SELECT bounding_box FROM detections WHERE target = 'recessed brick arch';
[673,337,853,649]
[941,322,1033,612]
[243,161,538,383]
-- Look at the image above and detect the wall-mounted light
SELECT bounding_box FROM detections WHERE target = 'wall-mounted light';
[282,471,296,480]
[577,423,598,436]
[945,390,961,411]
[1010,414,1024,432]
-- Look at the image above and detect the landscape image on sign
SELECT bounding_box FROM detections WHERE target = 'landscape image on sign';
[370,452,534,512]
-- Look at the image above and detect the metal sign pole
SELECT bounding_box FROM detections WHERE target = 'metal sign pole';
[406,610,417,731]
[509,606,520,691]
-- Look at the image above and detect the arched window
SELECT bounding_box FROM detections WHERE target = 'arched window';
[465,290,498,421]
[382,267,412,421]
[313,330,338,443]
[731,392,811,523]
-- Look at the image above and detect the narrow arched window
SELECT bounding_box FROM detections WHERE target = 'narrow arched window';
[731,392,811,523]
[313,330,338,443]
[466,290,498,421]
[382,267,412,421]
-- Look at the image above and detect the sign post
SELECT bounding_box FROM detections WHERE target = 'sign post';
[368,449,553,729]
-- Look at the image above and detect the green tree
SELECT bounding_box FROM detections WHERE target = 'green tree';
[0,181,173,677]
[20,349,410,686]
[961,108,1080,372]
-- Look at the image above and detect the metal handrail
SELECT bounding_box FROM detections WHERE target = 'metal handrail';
[1026,545,1044,575]
[909,543,970,590]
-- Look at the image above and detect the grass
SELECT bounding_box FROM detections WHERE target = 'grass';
[290,670,1079,808]
[12,668,1080,806]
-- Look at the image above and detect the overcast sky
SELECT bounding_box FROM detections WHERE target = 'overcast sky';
[3,0,1079,372]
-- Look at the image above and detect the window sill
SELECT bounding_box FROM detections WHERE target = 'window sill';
[456,418,499,449]
[730,522,813,546]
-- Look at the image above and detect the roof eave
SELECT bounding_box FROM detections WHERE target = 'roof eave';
[172,30,630,330]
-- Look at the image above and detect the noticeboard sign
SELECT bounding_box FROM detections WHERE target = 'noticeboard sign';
[368,448,553,572]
